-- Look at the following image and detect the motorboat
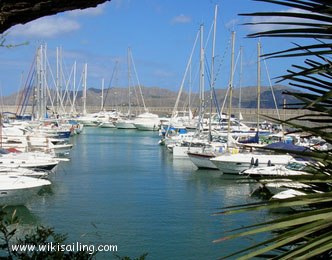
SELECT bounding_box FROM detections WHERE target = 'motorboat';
[133,112,160,131]
[115,119,136,129]
[241,158,312,178]
[0,167,49,178]
[210,153,293,174]
[0,175,51,206]
[0,151,59,170]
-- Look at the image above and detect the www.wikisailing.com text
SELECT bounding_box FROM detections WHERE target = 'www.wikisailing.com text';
[11,242,118,255]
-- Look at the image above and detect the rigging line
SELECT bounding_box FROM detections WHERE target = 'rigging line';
[45,53,59,112]
[205,52,223,122]
[171,29,200,119]
[102,60,119,110]
[62,63,75,110]
[15,54,37,115]
[261,47,281,121]
[220,50,241,113]
[130,51,147,112]
[19,71,36,116]
[214,36,232,85]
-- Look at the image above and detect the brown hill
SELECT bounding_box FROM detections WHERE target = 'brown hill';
[4,85,298,110]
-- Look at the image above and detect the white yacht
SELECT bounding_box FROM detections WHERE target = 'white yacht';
[0,175,51,206]
[115,119,137,129]
[210,153,293,174]
[133,112,160,131]
[241,158,312,178]
[0,167,49,178]
[0,151,59,170]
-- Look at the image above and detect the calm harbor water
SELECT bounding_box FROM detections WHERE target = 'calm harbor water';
[17,128,271,259]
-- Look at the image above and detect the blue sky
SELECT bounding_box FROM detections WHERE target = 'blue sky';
[0,0,298,96]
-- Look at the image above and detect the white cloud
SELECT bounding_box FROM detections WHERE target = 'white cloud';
[10,16,80,38]
[171,14,192,25]
[246,8,315,33]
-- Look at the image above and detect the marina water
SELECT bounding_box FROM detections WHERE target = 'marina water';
[15,128,271,259]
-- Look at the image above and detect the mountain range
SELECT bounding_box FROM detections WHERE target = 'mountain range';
[5,84,299,110]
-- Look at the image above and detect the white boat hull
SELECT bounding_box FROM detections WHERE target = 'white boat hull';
[98,122,116,128]
[0,176,51,206]
[133,123,159,131]
[172,146,204,158]
[211,154,292,174]
[115,121,136,129]
[187,152,218,170]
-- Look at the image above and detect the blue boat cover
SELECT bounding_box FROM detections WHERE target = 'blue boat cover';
[265,142,310,152]
[239,131,259,144]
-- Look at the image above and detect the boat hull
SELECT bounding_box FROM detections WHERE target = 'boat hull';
[133,123,159,131]
[115,122,136,129]
[0,176,51,206]
[187,152,218,170]
[211,154,292,175]
[172,146,204,158]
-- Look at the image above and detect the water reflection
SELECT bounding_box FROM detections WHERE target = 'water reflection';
[3,206,39,224]
[21,128,275,259]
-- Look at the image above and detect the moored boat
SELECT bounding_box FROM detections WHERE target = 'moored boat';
[0,175,51,206]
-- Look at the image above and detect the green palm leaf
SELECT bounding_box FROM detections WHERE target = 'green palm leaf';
[218,0,332,258]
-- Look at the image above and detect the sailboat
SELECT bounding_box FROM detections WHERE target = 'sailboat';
[209,41,289,174]
[188,15,236,167]
[127,48,160,131]
[115,48,137,129]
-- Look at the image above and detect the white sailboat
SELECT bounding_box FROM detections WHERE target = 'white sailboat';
[115,48,137,129]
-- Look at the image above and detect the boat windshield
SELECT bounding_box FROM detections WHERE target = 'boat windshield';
[285,162,305,171]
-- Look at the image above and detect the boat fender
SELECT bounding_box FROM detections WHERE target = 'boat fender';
[250,157,255,165]
[254,159,259,167]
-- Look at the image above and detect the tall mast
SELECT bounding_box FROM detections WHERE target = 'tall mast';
[227,31,236,142]
[56,47,59,114]
[82,63,88,115]
[198,24,205,131]
[101,78,104,111]
[127,47,132,119]
[257,41,261,132]
[71,61,77,115]
[238,46,243,129]
[209,4,218,141]
[36,44,47,121]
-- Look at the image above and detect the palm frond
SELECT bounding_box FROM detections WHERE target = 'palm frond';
[218,1,332,259]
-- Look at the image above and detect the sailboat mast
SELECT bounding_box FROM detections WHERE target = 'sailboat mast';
[209,5,218,141]
[101,78,104,111]
[257,41,261,132]
[71,61,77,115]
[56,47,59,114]
[198,24,205,131]
[238,46,243,129]
[127,47,132,119]
[83,63,88,115]
[227,31,236,138]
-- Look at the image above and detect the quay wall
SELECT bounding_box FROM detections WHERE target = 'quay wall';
[4,105,314,126]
